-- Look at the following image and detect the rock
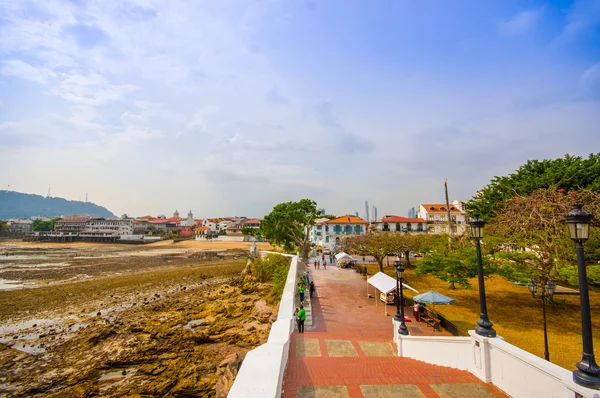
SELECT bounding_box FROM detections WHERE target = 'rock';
[218,352,239,368]
[215,352,242,398]
[252,300,273,322]
[243,323,256,331]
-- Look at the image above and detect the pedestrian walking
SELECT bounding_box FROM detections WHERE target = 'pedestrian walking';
[314,260,317,270]
[322,254,325,262]
[299,283,305,303]
[413,302,421,322]
[323,260,327,270]
[317,260,320,269]
[296,305,306,333]
[310,281,315,297]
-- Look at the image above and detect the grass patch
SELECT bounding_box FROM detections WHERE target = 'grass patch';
[364,263,600,371]
[244,254,291,304]
[0,260,246,320]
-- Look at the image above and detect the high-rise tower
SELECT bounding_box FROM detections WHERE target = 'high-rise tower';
[365,201,370,222]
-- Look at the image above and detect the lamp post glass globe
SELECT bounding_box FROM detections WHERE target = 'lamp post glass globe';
[565,204,591,242]
[469,217,485,239]
[528,278,539,296]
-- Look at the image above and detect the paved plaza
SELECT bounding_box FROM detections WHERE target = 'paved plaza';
[282,258,508,398]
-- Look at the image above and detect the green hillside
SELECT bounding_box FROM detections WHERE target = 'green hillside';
[0,190,116,219]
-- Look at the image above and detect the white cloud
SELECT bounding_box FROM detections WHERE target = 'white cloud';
[581,61,600,86]
[56,73,137,106]
[559,0,600,40]
[1,1,599,218]
[498,8,543,36]
[1,60,56,84]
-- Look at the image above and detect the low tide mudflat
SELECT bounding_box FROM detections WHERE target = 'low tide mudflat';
[0,240,277,397]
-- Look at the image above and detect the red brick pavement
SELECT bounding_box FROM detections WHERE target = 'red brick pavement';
[282,261,508,398]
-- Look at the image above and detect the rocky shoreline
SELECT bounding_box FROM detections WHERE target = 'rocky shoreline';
[0,242,280,397]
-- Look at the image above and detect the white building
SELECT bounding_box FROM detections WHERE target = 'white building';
[85,218,134,236]
[309,215,368,248]
[417,200,467,234]
[372,216,427,233]
[179,211,197,227]
[55,217,90,233]
[8,220,33,233]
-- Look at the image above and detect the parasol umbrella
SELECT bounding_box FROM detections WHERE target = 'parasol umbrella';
[412,290,455,319]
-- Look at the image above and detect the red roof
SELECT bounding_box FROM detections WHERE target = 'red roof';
[378,216,426,223]
[326,215,368,224]
[421,204,463,213]
[243,218,261,225]
[138,215,154,220]
[149,219,170,224]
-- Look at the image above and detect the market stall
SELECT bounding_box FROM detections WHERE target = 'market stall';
[367,272,419,317]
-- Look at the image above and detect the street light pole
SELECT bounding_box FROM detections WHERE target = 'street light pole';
[394,260,409,335]
[394,260,402,323]
[469,217,496,338]
[528,278,556,361]
[565,204,600,389]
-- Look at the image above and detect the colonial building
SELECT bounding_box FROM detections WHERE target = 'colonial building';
[85,218,134,236]
[8,220,33,233]
[179,211,197,227]
[241,218,261,228]
[55,217,90,233]
[194,225,209,239]
[309,215,368,248]
[372,216,427,233]
[417,200,467,234]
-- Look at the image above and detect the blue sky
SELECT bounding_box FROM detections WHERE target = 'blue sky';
[1,0,599,218]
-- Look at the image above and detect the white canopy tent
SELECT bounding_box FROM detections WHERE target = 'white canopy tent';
[367,272,420,316]
[335,252,355,262]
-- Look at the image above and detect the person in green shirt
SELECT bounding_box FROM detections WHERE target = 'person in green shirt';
[298,284,305,303]
[295,305,306,333]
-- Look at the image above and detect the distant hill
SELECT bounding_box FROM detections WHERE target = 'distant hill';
[0,190,116,219]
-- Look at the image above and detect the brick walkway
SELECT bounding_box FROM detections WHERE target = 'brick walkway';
[282,258,508,398]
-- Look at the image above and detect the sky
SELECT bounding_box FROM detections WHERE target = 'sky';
[1,0,599,219]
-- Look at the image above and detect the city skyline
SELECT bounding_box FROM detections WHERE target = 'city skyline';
[1,1,599,217]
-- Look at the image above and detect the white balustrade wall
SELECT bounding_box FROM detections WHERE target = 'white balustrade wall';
[227,253,298,398]
[393,320,600,398]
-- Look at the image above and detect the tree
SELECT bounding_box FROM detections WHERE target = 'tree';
[241,226,259,236]
[466,153,600,220]
[261,199,319,261]
[33,218,58,232]
[322,214,337,220]
[415,233,484,289]
[391,233,424,268]
[486,188,600,288]
[344,233,396,272]
[0,220,7,230]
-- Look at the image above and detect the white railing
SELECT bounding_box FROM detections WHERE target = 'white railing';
[227,253,298,398]
[393,320,600,398]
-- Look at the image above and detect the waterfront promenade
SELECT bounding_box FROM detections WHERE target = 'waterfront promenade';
[282,258,507,398]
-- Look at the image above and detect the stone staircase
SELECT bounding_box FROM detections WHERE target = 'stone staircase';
[295,262,313,329]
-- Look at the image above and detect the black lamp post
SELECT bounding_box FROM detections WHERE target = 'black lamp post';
[528,277,557,361]
[469,217,496,338]
[565,204,600,389]
[394,260,409,335]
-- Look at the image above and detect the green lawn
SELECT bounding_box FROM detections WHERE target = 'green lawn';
[365,263,600,371]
